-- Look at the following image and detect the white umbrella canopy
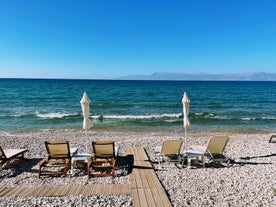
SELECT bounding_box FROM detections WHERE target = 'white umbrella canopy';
[80,91,93,130]
[182,92,190,144]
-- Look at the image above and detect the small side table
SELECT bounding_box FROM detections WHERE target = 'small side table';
[184,150,205,168]
[70,148,78,156]
[71,153,91,176]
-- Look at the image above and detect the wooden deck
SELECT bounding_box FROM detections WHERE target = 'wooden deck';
[0,184,131,197]
[127,147,172,207]
[0,147,172,207]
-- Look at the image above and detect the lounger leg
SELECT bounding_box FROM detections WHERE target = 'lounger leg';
[187,157,192,169]
[38,166,42,178]
[87,163,91,179]
[201,155,205,168]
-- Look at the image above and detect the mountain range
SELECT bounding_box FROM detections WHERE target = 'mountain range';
[117,72,276,81]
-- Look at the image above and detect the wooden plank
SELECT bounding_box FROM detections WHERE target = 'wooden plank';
[16,187,29,196]
[130,169,137,189]
[125,184,131,195]
[127,147,172,207]
[149,187,164,207]
[133,167,143,189]
[32,186,46,196]
[68,185,80,196]
[49,186,65,197]
[81,185,91,196]
[157,189,172,207]
[149,170,164,189]
[74,185,85,196]
[5,188,18,197]
[77,185,87,195]
[144,187,157,207]
[109,184,114,195]
[91,184,99,195]
[131,188,140,207]
[4,188,22,197]
[24,187,41,197]
[82,185,91,195]
[140,168,150,189]
[0,188,13,197]
[145,170,156,188]
[57,185,69,196]
[44,186,58,197]
[104,184,112,195]
[137,188,149,207]
[97,184,105,195]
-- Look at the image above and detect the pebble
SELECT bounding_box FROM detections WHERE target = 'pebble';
[0,130,275,207]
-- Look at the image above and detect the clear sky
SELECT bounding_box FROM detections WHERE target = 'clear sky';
[0,0,275,79]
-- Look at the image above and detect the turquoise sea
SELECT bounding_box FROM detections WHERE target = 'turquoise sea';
[0,79,275,133]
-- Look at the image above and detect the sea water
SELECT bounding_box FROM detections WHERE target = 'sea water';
[0,79,275,132]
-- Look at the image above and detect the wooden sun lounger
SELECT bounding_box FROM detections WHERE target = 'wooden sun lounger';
[0,146,28,165]
[38,141,78,178]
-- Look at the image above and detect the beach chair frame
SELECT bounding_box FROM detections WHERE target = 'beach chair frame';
[205,136,229,165]
[157,140,183,164]
[87,141,116,178]
[0,146,28,166]
[38,140,72,178]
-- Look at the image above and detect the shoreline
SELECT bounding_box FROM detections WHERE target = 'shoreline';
[0,129,275,206]
[0,125,274,135]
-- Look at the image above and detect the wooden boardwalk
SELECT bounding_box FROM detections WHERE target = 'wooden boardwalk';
[0,184,131,197]
[127,147,172,207]
[0,147,172,207]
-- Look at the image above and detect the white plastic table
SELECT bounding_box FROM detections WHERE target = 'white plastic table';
[70,148,78,156]
[71,153,91,176]
[70,146,119,176]
[184,150,205,168]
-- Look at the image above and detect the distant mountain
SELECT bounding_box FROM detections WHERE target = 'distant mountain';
[117,72,276,81]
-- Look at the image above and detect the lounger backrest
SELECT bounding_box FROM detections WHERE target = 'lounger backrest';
[161,140,183,156]
[45,141,71,159]
[206,136,229,155]
[0,146,7,159]
[92,141,115,158]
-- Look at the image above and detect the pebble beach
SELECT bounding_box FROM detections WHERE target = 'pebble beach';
[0,129,275,207]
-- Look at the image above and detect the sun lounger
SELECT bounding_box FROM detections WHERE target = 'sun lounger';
[87,141,116,178]
[38,140,78,178]
[187,135,229,167]
[0,146,28,165]
[155,140,183,164]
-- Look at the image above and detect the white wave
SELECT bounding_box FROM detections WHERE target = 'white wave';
[3,111,29,117]
[241,117,255,121]
[203,113,232,120]
[261,117,276,120]
[92,113,182,120]
[204,113,214,118]
[36,111,78,119]
[213,115,232,120]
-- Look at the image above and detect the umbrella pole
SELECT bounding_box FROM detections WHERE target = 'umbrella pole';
[184,126,187,150]
[85,129,88,153]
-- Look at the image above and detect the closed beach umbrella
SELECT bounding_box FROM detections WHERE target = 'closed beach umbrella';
[80,92,93,130]
[182,92,190,144]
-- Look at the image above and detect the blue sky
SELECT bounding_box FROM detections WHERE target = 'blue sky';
[0,0,275,79]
